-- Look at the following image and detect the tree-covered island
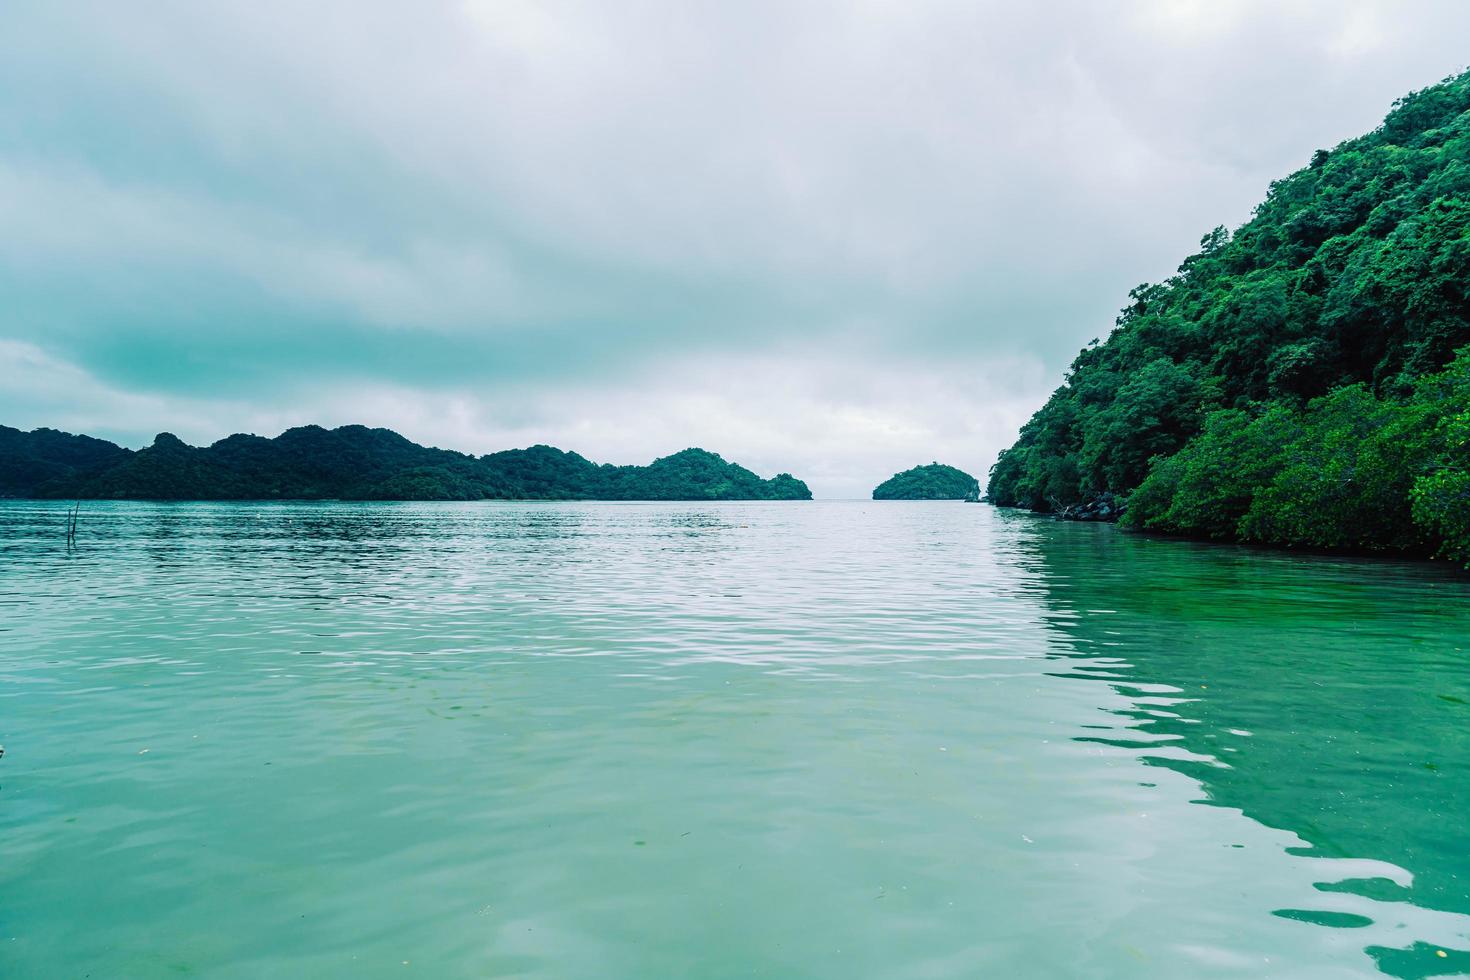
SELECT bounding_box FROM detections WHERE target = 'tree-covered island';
[872,463,980,500]
[0,424,813,501]
[988,70,1470,565]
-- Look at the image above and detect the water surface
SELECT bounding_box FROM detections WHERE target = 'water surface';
[2,501,1467,978]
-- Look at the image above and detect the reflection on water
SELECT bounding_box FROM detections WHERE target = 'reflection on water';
[0,500,1467,978]
[1018,516,1470,979]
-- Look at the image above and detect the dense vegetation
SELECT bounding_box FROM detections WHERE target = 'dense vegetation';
[0,425,812,501]
[0,427,131,497]
[988,69,1470,563]
[872,463,980,500]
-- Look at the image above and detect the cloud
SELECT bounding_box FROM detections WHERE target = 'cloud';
[2,1,1468,493]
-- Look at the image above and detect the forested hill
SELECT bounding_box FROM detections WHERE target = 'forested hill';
[872,463,979,500]
[0,425,812,501]
[988,69,1470,565]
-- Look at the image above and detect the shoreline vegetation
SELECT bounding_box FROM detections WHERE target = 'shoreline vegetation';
[0,425,812,502]
[872,463,980,500]
[986,69,1470,567]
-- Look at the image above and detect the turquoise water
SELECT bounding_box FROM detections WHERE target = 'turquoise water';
[2,501,1468,978]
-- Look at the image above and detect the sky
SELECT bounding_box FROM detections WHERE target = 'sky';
[3,2,1469,497]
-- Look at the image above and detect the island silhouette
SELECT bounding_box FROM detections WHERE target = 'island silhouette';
[0,424,812,501]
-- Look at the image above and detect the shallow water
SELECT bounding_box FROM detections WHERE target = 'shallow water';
[1,500,1467,978]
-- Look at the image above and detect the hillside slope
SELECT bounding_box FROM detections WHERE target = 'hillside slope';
[988,70,1470,564]
[0,425,813,501]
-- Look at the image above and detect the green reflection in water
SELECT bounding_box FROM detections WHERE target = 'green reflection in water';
[1018,514,1470,977]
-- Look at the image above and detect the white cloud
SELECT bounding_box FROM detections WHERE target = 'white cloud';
[1,1,1468,493]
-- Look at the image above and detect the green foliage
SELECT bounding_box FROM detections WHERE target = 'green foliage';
[1124,405,1301,540]
[872,463,979,500]
[1124,351,1470,562]
[602,448,810,501]
[1413,471,1470,563]
[1237,386,1435,550]
[360,467,483,501]
[0,426,812,501]
[1409,354,1470,563]
[990,69,1470,562]
[1076,358,1216,492]
[0,426,131,496]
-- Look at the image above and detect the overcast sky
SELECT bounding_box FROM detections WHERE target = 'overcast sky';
[3,1,1468,496]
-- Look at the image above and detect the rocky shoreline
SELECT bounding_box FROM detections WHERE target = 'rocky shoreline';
[1053,492,1124,523]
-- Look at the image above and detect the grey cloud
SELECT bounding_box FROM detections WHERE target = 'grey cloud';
[2,1,1468,491]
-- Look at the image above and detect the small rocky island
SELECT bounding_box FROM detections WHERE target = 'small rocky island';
[872,463,980,500]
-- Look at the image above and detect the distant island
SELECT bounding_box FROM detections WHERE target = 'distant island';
[987,69,1470,567]
[0,425,813,501]
[872,463,980,500]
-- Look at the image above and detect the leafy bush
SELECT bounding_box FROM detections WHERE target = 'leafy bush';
[1409,354,1470,563]
[1125,405,1300,540]
[1124,350,1470,563]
